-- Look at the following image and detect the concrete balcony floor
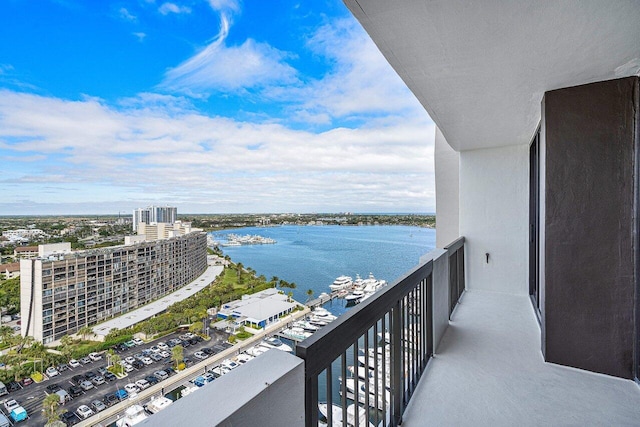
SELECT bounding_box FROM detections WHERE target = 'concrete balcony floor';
[402,290,640,426]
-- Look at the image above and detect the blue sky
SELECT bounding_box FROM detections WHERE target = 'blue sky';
[0,0,435,215]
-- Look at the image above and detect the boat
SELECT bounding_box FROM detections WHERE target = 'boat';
[341,378,391,410]
[261,337,293,352]
[181,385,199,397]
[344,290,365,304]
[293,320,319,332]
[329,276,353,291]
[116,404,149,427]
[144,396,172,414]
[318,403,374,427]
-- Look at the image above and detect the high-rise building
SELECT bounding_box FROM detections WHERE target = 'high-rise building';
[20,231,207,343]
[132,206,178,232]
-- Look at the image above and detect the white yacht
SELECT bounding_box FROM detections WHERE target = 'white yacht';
[116,404,149,427]
[318,403,374,427]
[144,396,172,414]
[341,378,391,411]
[329,275,353,291]
[345,290,365,304]
[261,337,293,352]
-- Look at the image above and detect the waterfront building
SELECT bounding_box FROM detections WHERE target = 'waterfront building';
[2,229,47,243]
[136,220,200,241]
[145,3,640,426]
[132,205,178,232]
[20,231,207,343]
[217,288,297,329]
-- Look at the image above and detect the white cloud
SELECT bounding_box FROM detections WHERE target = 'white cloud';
[0,90,434,214]
[133,32,147,42]
[158,2,192,15]
[159,15,298,93]
[0,64,14,75]
[119,7,137,22]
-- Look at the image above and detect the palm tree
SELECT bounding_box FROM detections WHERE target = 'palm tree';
[171,345,184,369]
[0,325,14,346]
[77,326,94,341]
[43,392,64,424]
[59,335,73,347]
[306,289,314,302]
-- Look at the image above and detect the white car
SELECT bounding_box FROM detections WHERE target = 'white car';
[132,338,144,346]
[88,352,102,361]
[69,359,81,368]
[157,342,169,351]
[135,379,150,390]
[45,366,59,377]
[194,351,208,360]
[159,351,171,358]
[122,363,134,373]
[149,346,160,353]
[141,357,153,365]
[124,383,140,394]
[76,404,95,419]
[125,356,136,364]
[4,399,19,412]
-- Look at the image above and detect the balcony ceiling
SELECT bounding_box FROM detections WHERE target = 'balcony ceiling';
[344,0,640,151]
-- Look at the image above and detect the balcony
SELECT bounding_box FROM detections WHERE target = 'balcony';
[141,236,640,427]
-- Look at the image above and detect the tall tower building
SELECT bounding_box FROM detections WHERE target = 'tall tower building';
[132,206,177,232]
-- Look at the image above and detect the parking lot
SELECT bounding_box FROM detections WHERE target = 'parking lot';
[0,329,230,426]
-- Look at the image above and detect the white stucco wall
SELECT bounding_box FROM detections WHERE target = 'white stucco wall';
[435,127,460,248]
[459,144,529,295]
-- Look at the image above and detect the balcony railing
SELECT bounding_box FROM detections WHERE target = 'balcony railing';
[296,237,465,427]
[445,237,465,317]
[296,262,434,426]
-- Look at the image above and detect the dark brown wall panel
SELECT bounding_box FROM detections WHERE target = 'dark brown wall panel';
[543,76,639,379]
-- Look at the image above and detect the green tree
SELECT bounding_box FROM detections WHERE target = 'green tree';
[43,392,64,424]
[306,289,314,302]
[77,326,94,341]
[171,345,184,369]
[189,321,203,335]
[0,325,15,345]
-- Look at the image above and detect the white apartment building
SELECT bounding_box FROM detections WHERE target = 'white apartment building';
[20,231,207,343]
[132,205,178,232]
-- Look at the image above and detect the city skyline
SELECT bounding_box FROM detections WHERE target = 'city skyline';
[0,0,435,215]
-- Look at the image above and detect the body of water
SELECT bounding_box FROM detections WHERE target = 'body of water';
[212,225,435,316]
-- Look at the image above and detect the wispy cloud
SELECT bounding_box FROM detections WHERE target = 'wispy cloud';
[119,7,137,22]
[0,90,434,214]
[158,2,192,15]
[133,32,147,42]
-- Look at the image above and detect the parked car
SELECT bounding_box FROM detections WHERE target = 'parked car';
[134,379,150,390]
[69,359,81,368]
[159,350,171,358]
[21,377,32,387]
[76,404,95,419]
[125,356,136,364]
[157,342,169,351]
[7,381,20,392]
[71,375,85,386]
[122,363,134,372]
[150,353,163,362]
[80,357,91,364]
[91,376,105,386]
[68,385,83,398]
[131,360,144,369]
[202,348,214,355]
[46,383,62,393]
[103,393,119,406]
[4,399,19,412]
[194,351,208,360]
[145,375,159,385]
[141,357,153,365]
[55,389,72,405]
[97,366,108,375]
[88,352,102,361]
[115,389,128,400]
[57,363,69,372]
[180,340,191,348]
[91,399,106,412]
[123,340,136,348]
[46,366,59,377]
[154,370,168,381]
[61,411,79,426]
[79,380,94,391]
[133,338,144,346]
[84,371,97,380]
[104,372,117,382]
[124,383,139,394]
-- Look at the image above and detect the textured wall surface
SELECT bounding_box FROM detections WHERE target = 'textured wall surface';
[543,76,639,378]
